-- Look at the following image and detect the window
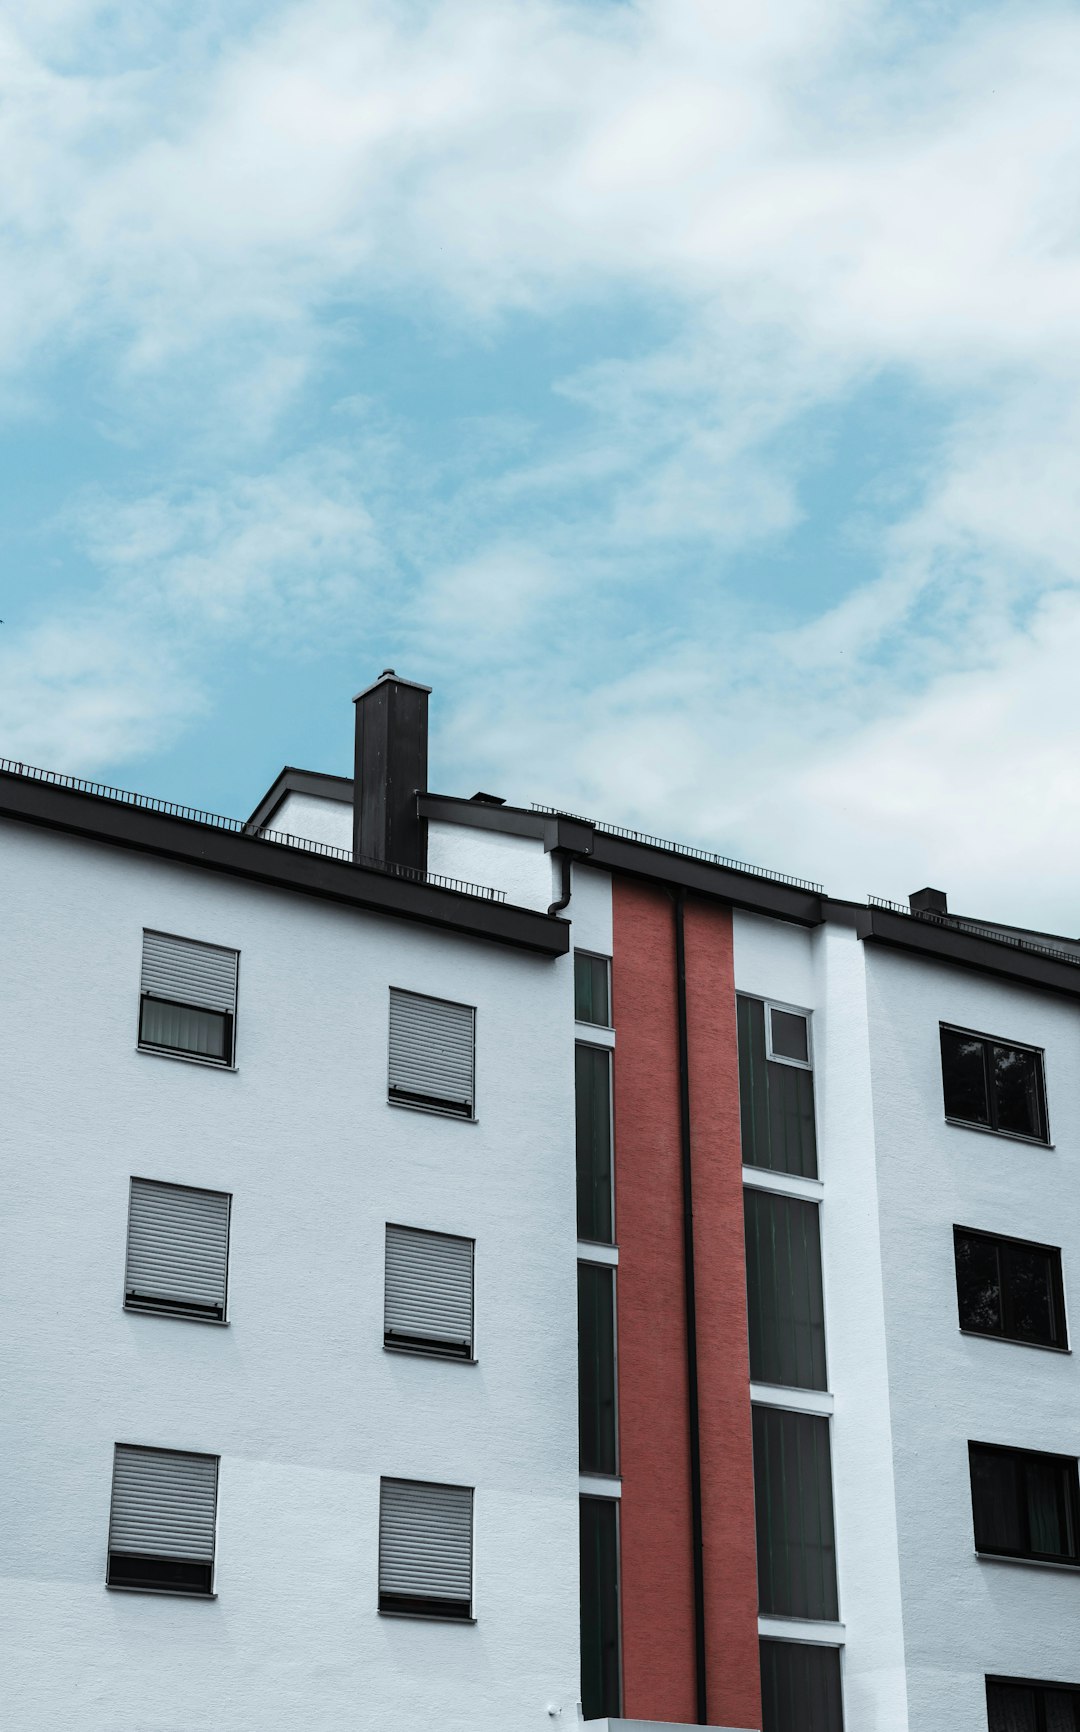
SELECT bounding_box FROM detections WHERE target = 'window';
[378,1478,473,1620]
[124,1178,230,1323]
[139,931,238,1066]
[580,1496,621,1720]
[384,1224,474,1359]
[761,1640,844,1732]
[987,1677,1080,1731]
[940,1026,1048,1143]
[738,996,817,1178]
[955,1228,1067,1350]
[575,952,611,1028]
[745,1189,827,1390]
[753,1407,838,1620]
[107,1444,218,1596]
[576,1045,613,1243]
[579,1263,617,1476]
[969,1442,1080,1565]
[388,989,475,1118]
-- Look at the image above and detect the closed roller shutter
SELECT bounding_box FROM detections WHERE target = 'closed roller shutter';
[141,931,238,1014]
[385,1225,474,1357]
[109,1445,218,1563]
[379,1478,473,1617]
[125,1179,230,1321]
[388,990,475,1117]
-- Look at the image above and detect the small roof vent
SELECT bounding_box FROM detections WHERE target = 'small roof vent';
[470,792,506,806]
[910,886,948,915]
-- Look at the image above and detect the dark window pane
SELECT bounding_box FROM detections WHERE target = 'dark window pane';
[955,1231,1003,1336]
[745,1190,827,1391]
[578,1264,617,1476]
[140,997,229,1063]
[993,1045,1044,1140]
[738,996,818,1178]
[107,1552,213,1595]
[575,954,611,1027]
[761,1640,843,1732]
[1026,1456,1076,1558]
[970,1444,1080,1562]
[987,1683,1039,1732]
[580,1497,620,1719]
[770,1008,809,1064]
[576,1046,613,1242]
[1044,1691,1080,1732]
[1002,1241,1059,1345]
[970,1446,1025,1554]
[941,1029,990,1125]
[753,1407,838,1620]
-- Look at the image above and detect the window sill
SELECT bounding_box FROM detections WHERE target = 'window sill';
[742,1166,823,1200]
[959,1328,1070,1355]
[136,1045,236,1074]
[383,1341,477,1365]
[387,1097,476,1124]
[577,1239,619,1265]
[106,1583,217,1600]
[945,1117,1052,1149]
[378,1608,476,1625]
[750,1383,833,1415]
[758,1613,845,1643]
[580,1473,622,1498]
[976,1551,1080,1574]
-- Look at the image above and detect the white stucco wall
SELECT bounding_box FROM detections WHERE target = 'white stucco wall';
[262,788,353,851]
[0,820,582,1732]
[426,820,558,912]
[866,946,1080,1730]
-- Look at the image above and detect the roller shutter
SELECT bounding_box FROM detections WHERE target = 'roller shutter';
[378,1478,473,1617]
[107,1445,218,1595]
[385,1226,473,1357]
[388,990,475,1117]
[141,931,238,1013]
[125,1179,230,1321]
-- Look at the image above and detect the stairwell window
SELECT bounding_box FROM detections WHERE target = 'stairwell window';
[124,1178,231,1323]
[107,1444,219,1597]
[761,1639,844,1732]
[138,931,238,1068]
[378,1478,474,1620]
[388,989,475,1119]
[969,1441,1080,1565]
[738,996,817,1178]
[575,951,612,1028]
[941,1025,1048,1143]
[384,1224,474,1359]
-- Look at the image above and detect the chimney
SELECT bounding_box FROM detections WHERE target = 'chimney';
[909,886,948,916]
[353,669,432,873]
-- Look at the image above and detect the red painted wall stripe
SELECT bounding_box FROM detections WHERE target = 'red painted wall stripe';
[612,879,761,1729]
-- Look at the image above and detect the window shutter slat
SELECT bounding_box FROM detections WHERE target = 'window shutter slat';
[141,932,238,1014]
[125,1180,230,1315]
[388,991,475,1113]
[109,1446,218,1561]
[385,1226,474,1349]
[379,1479,473,1603]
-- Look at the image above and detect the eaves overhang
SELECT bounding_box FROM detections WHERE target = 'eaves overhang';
[246,765,353,832]
[0,771,568,957]
[858,902,1080,1001]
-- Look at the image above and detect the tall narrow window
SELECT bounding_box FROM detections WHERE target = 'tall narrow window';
[575,952,611,1028]
[139,931,238,1066]
[753,1407,838,1620]
[384,1225,474,1359]
[378,1478,473,1620]
[125,1178,230,1323]
[388,989,475,1119]
[578,1262,617,1476]
[987,1677,1080,1731]
[107,1444,218,1596]
[738,996,817,1178]
[954,1228,1066,1349]
[580,1497,621,1720]
[969,1442,1080,1565]
[745,1189,827,1390]
[576,1045,613,1243]
[940,1026,1048,1143]
[760,1639,844,1732]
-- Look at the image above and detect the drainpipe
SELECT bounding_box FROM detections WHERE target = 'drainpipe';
[674,887,708,1726]
[547,849,574,917]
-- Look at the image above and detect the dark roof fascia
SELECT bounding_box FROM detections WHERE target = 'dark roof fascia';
[0,773,568,958]
[420,793,547,842]
[860,903,1080,1001]
[246,766,353,831]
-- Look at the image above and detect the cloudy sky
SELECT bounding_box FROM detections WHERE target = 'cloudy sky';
[3,0,1080,928]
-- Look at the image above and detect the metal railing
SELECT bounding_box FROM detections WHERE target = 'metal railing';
[531,803,824,893]
[0,758,506,903]
[868,896,1080,969]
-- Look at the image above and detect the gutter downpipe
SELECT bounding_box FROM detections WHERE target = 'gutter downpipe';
[675,887,708,1725]
[548,848,573,916]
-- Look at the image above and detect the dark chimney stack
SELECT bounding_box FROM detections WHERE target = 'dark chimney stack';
[353,670,432,872]
[909,886,948,916]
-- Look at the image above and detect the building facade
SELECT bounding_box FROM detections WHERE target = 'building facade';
[5,669,1080,1732]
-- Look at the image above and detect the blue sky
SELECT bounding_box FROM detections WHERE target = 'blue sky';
[4,0,1080,927]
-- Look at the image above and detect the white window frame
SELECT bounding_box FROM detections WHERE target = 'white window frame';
[764,999,813,1071]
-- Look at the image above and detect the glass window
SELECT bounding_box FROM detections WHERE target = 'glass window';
[987,1678,1080,1732]
[941,1026,1047,1142]
[578,1263,617,1476]
[738,996,817,1178]
[580,1497,621,1720]
[139,997,230,1065]
[575,953,611,1028]
[576,1045,613,1242]
[745,1190,827,1391]
[955,1228,1066,1349]
[753,1407,838,1620]
[769,1007,810,1066]
[761,1639,844,1732]
[969,1443,1080,1564]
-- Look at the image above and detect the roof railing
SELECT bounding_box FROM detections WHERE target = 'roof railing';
[0,758,506,903]
[531,803,824,893]
[867,896,1080,969]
